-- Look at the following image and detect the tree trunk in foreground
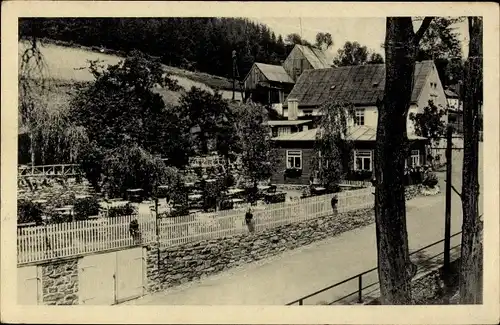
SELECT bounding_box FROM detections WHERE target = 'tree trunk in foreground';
[459,17,483,304]
[374,17,432,304]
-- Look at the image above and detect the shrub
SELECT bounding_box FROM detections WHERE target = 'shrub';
[346,170,372,181]
[48,213,72,224]
[108,203,137,218]
[423,171,439,188]
[47,193,76,209]
[73,196,101,220]
[101,143,182,198]
[223,174,235,188]
[264,192,286,204]
[18,200,44,225]
[284,168,302,179]
[165,206,190,218]
[219,199,234,210]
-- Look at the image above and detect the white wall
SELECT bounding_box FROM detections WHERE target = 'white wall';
[415,63,448,125]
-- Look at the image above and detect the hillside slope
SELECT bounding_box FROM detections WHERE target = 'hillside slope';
[18,40,241,109]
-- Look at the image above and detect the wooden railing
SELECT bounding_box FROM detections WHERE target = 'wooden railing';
[18,164,82,178]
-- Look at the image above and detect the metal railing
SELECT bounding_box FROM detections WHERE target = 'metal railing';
[286,231,462,306]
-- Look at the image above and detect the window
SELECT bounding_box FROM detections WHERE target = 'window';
[355,108,365,126]
[286,150,302,169]
[278,127,291,136]
[271,128,278,137]
[354,150,372,171]
[411,150,420,167]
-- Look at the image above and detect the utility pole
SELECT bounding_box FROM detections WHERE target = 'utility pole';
[444,124,453,273]
[232,50,237,101]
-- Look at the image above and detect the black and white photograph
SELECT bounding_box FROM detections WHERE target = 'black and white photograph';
[1,1,499,324]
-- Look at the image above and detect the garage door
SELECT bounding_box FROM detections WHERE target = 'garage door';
[115,247,145,303]
[78,251,116,305]
[17,265,41,305]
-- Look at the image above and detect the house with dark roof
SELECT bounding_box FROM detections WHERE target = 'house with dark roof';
[282,60,448,135]
[269,60,446,186]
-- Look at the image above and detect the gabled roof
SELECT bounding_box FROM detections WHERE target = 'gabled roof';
[272,125,426,142]
[254,63,294,84]
[295,45,332,69]
[285,60,435,107]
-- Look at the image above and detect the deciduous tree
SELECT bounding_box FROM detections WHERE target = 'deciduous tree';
[315,32,334,50]
[333,41,385,66]
[375,16,433,304]
[233,102,278,200]
[313,100,355,192]
[409,100,447,145]
[459,16,483,304]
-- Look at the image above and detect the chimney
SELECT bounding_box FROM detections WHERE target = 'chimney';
[287,98,299,121]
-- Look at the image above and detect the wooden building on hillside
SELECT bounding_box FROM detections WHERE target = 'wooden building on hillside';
[243,44,333,108]
[282,44,333,82]
[243,62,295,106]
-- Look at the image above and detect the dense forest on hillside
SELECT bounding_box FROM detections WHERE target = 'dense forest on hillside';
[19,18,293,80]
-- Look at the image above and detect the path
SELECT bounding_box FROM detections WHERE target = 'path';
[124,147,482,305]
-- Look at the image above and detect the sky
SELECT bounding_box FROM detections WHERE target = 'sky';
[253,17,469,59]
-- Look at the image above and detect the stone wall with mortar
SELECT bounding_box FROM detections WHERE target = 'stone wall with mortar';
[145,185,439,293]
[145,207,375,292]
[40,258,79,305]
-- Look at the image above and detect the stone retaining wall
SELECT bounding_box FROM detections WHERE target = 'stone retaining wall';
[41,258,79,305]
[146,207,375,292]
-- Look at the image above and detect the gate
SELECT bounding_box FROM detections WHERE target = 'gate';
[78,247,146,305]
[78,251,116,305]
[17,265,41,305]
[115,247,146,303]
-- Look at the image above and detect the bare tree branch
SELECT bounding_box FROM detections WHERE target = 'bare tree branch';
[414,17,434,43]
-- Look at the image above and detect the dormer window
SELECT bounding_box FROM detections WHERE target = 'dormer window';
[372,82,379,88]
[330,85,336,90]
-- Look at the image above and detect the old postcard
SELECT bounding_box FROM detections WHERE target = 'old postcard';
[1,1,499,324]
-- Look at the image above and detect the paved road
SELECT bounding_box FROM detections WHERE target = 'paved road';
[124,147,482,305]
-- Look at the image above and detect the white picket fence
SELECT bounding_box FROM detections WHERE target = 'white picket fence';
[17,187,374,264]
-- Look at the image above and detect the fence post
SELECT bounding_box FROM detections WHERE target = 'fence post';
[444,125,453,274]
[357,275,363,303]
